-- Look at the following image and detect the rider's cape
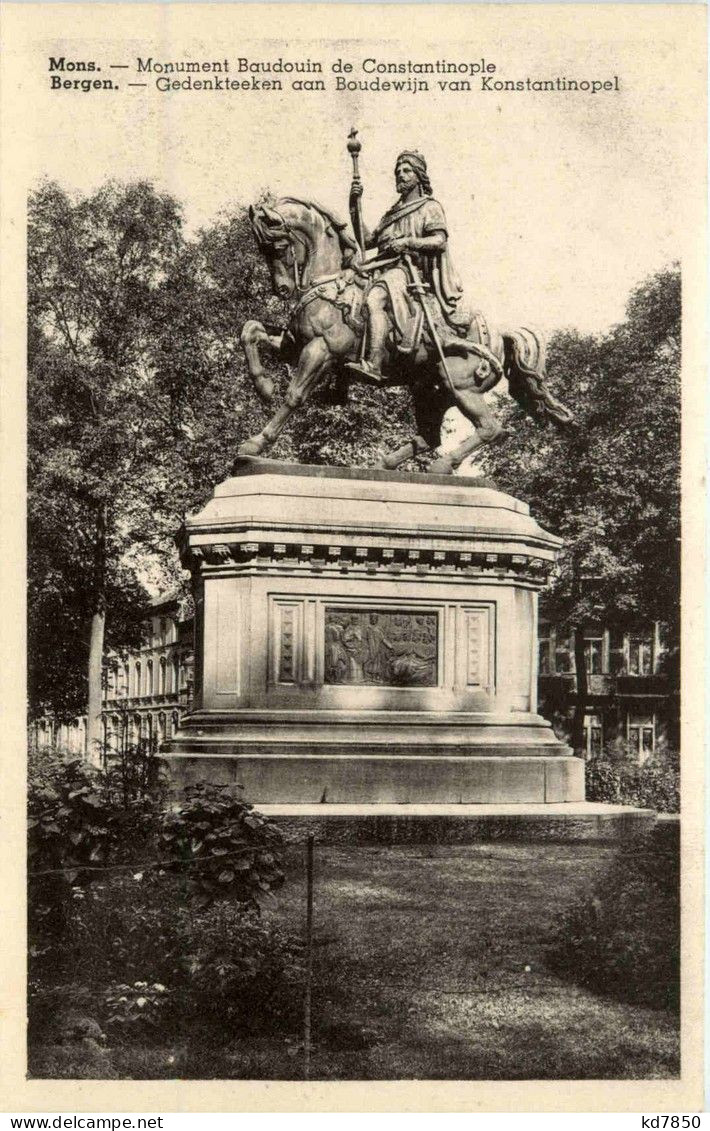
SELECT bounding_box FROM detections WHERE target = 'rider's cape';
[370,195,471,349]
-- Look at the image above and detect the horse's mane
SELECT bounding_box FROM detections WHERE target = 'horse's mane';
[276,196,360,265]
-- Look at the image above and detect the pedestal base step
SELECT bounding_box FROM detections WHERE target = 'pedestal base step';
[256,802,657,844]
[161,752,585,804]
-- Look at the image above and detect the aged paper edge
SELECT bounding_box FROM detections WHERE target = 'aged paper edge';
[0,2,705,1113]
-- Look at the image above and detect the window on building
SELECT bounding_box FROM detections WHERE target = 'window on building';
[554,632,574,674]
[583,713,603,757]
[158,713,166,742]
[538,634,552,675]
[172,656,180,695]
[628,714,655,761]
[134,661,142,698]
[147,659,154,696]
[584,634,604,675]
[172,710,180,735]
[608,629,626,674]
[628,632,653,676]
[159,656,167,695]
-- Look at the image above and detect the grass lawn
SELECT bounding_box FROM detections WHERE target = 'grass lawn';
[29,840,679,1080]
[266,842,679,1080]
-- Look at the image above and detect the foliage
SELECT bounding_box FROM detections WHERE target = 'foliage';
[174,903,304,1035]
[38,873,302,1044]
[65,873,186,987]
[585,749,680,813]
[28,747,161,876]
[28,758,285,964]
[28,759,298,1058]
[103,981,171,1042]
[101,735,168,810]
[28,751,160,955]
[28,180,190,721]
[480,266,680,636]
[547,830,679,1011]
[160,783,285,908]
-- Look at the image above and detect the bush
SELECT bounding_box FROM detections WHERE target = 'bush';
[28,749,163,972]
[585,749,679,813]
[175,902,304,1035]
[27,750,298,1058]
[64,873,187,986]
[28,753,298,1052]
[547,829,679,1011]
[160,783,285,908]
[50,876,303,1042]
[103,981,172,1043]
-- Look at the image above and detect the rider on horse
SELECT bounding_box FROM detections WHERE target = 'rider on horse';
[346,150,471,383]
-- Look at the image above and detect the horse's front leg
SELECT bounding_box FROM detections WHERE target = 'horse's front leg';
[237,336,332,459]
[241,319,286,404]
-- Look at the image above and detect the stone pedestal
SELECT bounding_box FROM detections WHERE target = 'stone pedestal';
[161,458,584,805]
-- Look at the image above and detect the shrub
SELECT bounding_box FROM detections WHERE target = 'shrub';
[585,748,679,814]
[103,981,172,1043]
[61,878,303,1041]
[175,902,304,1036]
[547,828,679,1011]
[65,873,187,986]
[28,756,296,1049]
[28,750,162,969]
[160,783,285,908]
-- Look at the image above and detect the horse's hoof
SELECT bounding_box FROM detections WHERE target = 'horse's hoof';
[376,453,400,471]
[237,437,265,457]
[428,458,454,476]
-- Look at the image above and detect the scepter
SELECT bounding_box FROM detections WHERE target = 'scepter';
[347,128,366,255]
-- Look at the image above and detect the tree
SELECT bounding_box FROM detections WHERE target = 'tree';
[478,266,681,753]
[28,181,189,752]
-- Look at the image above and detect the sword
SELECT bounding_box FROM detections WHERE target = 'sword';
[401,253,455,393]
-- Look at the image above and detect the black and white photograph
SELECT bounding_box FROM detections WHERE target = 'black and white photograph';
[1,0,706,1113]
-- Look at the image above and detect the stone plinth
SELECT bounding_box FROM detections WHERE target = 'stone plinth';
[161,458,584,804]
[257,803,657,845]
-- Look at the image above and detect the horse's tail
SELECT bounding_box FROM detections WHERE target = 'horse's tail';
[502,327,574,428]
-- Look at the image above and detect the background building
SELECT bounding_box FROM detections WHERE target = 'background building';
[31,594,194,759]
[537,617,676,761]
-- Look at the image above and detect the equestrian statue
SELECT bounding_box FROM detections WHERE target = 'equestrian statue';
[239,130,573,475]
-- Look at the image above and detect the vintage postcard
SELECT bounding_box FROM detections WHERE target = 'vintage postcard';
[0,1,706,1114]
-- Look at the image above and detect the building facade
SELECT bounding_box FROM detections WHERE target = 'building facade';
[31,594,194,759]
[537,619,676,761]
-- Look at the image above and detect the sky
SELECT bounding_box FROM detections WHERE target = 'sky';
[18,6,700,336]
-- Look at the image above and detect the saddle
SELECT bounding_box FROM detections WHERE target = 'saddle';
[291,267,503,382]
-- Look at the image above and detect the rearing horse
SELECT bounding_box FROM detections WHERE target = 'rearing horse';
[239,197,573,473]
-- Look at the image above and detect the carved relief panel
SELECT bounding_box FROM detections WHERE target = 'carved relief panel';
[324,608,438,688]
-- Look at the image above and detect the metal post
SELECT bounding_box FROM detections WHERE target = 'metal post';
[303,834,315,1079]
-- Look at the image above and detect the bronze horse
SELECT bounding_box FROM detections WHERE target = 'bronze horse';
[239,197,573,473]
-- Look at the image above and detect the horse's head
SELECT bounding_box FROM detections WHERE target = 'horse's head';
[249,200,305,299]
[250,197,359,299]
